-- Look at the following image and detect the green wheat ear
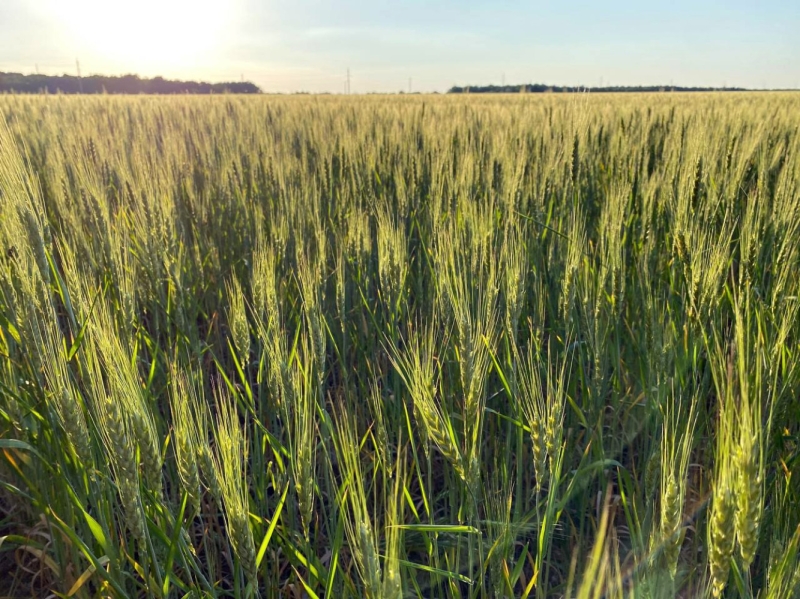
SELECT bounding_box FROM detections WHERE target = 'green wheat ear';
[85,299,164,498]
[284,335,318,536]
[84,348,147,549]
[515,335,569,493]
[169,367,203,519]
[386,319,464,478]
[376,201,409,319]
[332,400,394,599]
[658,387,698,579]
[226,273,251,367]
[709,486,736,598]
[34,314,93,469]
[212,387,258,586]
[502,219,527,342]
[708,356,738,598]
[732,293,765,571]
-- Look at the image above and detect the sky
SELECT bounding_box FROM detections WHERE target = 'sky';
[1,0,799,93]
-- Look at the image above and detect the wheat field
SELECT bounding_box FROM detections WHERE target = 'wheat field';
[1,92,800,598]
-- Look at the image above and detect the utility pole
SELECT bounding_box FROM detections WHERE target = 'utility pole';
[76,58,83,93]
[35,64,39,75]
[501,72,505,87]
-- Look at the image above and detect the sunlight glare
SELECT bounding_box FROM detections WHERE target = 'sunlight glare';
[46,0,232,73]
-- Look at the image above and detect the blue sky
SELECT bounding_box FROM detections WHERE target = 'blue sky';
[2,0,798,92]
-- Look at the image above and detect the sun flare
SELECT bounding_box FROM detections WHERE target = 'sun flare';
[46,0,232,73]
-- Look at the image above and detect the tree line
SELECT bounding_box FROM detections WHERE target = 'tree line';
[0,72,261,94]
[448,83,748,93]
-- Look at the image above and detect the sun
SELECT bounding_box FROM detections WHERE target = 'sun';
[46,0,233,74]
